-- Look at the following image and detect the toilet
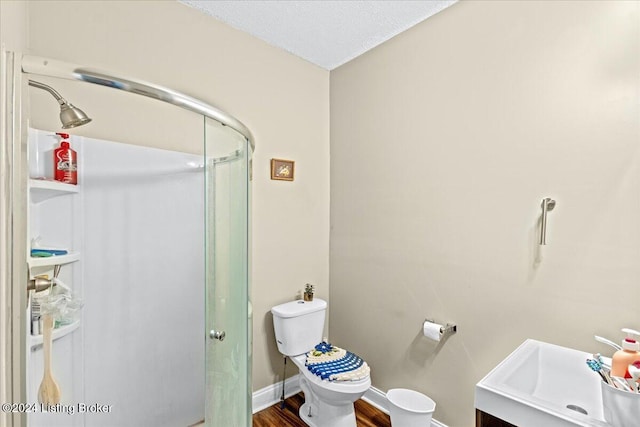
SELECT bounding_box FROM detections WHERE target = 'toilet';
[271,298,371,427]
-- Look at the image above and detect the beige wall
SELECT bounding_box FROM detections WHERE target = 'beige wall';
[330,1,639,426]
[0,0,28,52]
[24,0,329,392]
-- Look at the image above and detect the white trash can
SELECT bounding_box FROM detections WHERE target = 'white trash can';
[386,388,436,427]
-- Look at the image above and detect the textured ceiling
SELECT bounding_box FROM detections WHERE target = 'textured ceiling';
[179,1,457,70]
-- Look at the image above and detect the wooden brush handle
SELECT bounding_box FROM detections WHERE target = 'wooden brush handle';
[38,314,61,405]
[42,315,53,376]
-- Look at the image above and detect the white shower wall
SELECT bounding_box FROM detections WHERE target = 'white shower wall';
[28,129,205,427]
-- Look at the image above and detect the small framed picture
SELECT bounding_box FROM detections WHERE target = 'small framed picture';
[271,158,295,181]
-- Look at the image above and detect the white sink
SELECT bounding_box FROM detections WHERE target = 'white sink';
[475,339,610,427]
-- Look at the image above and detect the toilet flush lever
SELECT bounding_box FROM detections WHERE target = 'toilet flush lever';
[209,330,226,341]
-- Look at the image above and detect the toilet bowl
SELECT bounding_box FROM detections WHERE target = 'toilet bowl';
[271,299,371,427]
[292,355,371,427]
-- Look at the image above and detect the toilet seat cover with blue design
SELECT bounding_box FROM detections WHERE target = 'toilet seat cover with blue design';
[305,341,370,382]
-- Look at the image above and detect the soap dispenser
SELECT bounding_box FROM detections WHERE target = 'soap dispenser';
[611,328,640,378]
[53,132,77,185]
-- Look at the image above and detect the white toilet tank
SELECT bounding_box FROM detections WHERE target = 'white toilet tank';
[271,299,327,356]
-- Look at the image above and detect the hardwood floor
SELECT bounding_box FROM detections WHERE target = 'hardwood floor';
[253,393,392,427]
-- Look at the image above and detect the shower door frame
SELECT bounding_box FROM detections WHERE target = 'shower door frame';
[1,50,29,427]
[0,51,254,427]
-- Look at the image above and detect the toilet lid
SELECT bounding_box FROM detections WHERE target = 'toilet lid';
[305,341,370,382]
[292,354,371,394]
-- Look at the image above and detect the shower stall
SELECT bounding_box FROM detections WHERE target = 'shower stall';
[0,51,253,426]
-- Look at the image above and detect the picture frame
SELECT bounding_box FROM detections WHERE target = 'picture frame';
[271,158,295,181]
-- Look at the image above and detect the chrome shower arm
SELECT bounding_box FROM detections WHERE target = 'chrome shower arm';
[28,80,67,105]
[27,78,92,128]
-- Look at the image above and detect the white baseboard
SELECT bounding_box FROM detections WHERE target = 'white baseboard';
[253,377,447,427]
[362,386,390,413]
[362,386,448,427]
[431,418,449,427]
[252,374,302,414]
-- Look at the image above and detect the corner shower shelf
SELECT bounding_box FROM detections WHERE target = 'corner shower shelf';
[29,320,80,350]
[29,178,79,203]
[28,252,80,269]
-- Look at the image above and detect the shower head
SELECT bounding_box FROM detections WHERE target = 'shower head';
[58,102,92,129]
[28,80,92,129]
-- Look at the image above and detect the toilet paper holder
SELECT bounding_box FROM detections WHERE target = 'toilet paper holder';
[425,318,457,338]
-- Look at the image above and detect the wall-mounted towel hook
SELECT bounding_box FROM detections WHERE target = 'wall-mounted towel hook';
[539,198,556,245]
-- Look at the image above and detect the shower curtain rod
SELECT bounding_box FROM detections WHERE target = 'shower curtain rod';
[21,55,255,152]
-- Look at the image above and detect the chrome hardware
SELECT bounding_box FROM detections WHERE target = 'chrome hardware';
[280,356,287,409]
[27,264,62,293]
[440,323,457,336]
[22,55,255,151]
[27,277,53,293]
[540,198,556,245]
[209,330,226,341]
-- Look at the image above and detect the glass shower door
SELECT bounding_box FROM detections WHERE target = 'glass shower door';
[204,117,252,426]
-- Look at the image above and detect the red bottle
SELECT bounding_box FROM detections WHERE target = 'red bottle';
[53,133,77,185]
